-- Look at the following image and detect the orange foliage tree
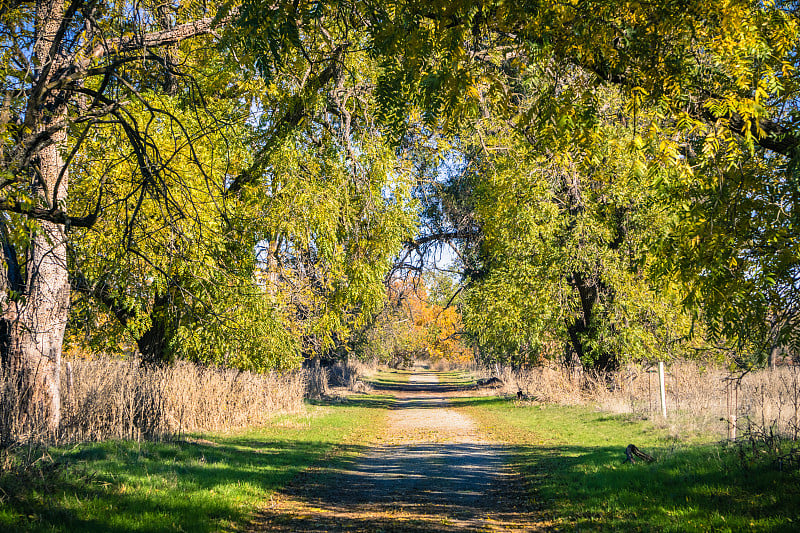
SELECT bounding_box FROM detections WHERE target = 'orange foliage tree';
[388,276,472,365]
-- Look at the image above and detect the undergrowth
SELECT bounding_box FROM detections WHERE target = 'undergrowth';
[483,361,800,444]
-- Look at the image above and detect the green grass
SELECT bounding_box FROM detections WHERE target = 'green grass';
[367,367,413,387]
[0,397,388,532]
[462,398,800,532]
[366,367,477,391]
[434,369,477,387]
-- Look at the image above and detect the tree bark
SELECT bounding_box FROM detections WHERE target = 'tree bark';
[136,292,175,364]
[0,0,70,435]
[566,271,619,373]
[1,216,69,434]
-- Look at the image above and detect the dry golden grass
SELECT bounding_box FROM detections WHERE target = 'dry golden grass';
[60,358,305,442]
[307,359,377,398]
[1,355,388,447]
[1,357,305,446]
[486,360,800,441]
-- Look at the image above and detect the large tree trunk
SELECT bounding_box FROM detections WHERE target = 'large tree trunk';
[566,271,619,373]
[560,173,620,374]
[136,293,175,364]
[0,0,70,436]
[1,215,69,435]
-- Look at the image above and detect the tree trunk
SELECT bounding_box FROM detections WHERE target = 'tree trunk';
[136,321,172,364]
[560,176,618,373]
[768,344,779,370]
[566,271,618,373]
[0,0,71,436]
[1,216,69,435]
[136,292,175,364]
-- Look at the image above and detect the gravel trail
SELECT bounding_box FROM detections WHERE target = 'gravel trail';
[251,368,545,532]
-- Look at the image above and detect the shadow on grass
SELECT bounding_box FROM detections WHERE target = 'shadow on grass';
[0,436,373,533]
[255,436,800,532]
[446,396,513,408]
[306,394,399,410]
[307,394,509,411]
[370,381,478,393]
[364,371,489,396]
[510,441,800,531]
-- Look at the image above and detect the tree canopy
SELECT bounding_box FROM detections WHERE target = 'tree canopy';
[363,0,800,367]
[2,0,800,430]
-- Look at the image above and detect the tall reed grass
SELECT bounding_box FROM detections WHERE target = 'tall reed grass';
[489,360,800,441]
[2,357,305,447]
[305,358,375,398]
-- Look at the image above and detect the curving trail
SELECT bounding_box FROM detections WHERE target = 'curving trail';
[250,368,546,532]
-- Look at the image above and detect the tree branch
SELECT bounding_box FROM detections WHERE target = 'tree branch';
[0,198,100,228]
[93,7,240,61]
[587,57,800,157]
[71,273,134,326]
[406,230,480,249]
[227,43,348,194]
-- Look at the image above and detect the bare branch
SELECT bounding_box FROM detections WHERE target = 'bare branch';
[0,198,99,228]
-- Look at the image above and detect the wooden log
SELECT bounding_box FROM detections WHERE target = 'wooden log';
[624,444,655,464]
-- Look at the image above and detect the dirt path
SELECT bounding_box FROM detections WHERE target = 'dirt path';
[251,369,545,532]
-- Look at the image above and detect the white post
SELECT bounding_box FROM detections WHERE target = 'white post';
[658,361,667,418]
[727,381,738,441]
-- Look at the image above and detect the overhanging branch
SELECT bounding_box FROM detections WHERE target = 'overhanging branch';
[0,198,100,228]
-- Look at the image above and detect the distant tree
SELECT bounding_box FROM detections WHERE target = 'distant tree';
[381,276,471,365]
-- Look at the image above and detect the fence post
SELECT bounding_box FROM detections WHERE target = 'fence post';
[658,361,667,418]
[726,379,738,441]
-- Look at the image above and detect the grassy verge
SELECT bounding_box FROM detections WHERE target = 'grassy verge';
[367,367,413,388]
[0,397,389,533]
[462,398,800,532]
[434,369,477,387]
[366,367,477,391]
